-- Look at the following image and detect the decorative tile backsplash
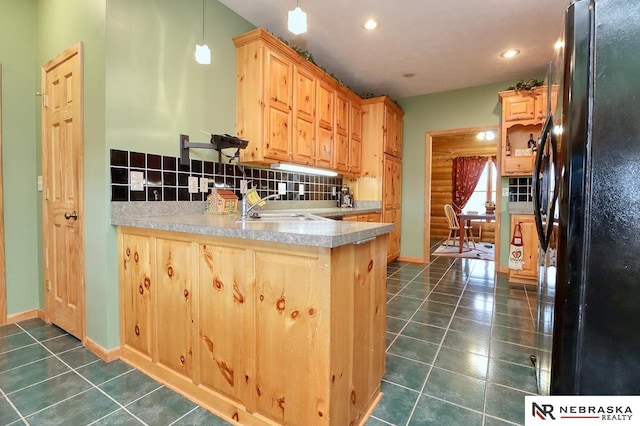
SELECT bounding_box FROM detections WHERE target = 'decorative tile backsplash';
[110,149,343,202]
[508,177,533,202]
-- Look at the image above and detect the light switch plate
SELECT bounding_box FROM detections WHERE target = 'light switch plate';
[37,176,43,192]
[502,187,509,197]
[278,182,287,195]
[200,177,209,193]
[188,176,199,193]
[298,184,305,195]
[130,171,144,191]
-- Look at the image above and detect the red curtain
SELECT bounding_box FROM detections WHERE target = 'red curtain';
[452,156,489,213]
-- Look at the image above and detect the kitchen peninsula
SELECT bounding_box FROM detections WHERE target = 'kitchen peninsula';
[112,203,392,425]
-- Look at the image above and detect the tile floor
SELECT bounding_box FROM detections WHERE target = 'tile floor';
[0,249,553,426]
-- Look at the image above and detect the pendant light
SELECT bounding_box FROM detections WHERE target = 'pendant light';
[195,0,211,64]
[288,0,307,35]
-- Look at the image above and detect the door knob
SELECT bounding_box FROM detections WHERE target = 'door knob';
[64,211,78,220]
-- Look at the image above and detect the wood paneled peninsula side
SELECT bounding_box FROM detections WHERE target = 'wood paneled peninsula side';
[112,204,391,425]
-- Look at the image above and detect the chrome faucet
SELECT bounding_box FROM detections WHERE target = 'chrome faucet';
[239,193,280,220]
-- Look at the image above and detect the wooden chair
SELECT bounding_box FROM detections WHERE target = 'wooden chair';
[444,204,477,250]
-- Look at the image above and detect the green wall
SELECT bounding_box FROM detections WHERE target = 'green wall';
[398,82,511,267]
[0,0,40,314]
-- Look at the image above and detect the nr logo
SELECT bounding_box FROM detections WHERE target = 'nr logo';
[533,402,556,420]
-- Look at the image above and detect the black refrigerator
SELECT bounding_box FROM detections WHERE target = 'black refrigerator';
[533,0,640,395]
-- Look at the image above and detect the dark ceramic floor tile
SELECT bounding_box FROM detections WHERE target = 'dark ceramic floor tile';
[372,380,420,426]
[408,394,483,426]
[383,354,430,390]
[487,359,538,394]
[365,416,389,426]
[427,292,459,306]
[493,313,534,331]
[0,332,36,354]
[173,407,233,425]
[490,340,542,368]
[0,324,22,339]
[127,386,196,425]
[434,346,488,380]
[57,347,101,369]
[0,356,69,394]
[449,317,492,337]
[493,301,531,318]
[386,317,407,334]
[22,323,68,342]
[0,396,20,425]
[454,306,493,323]
[15,318,47,330]
[77,359,134,386]
[458,294,494,309]
[417,300,457,316]
[98,369,161,405]
[411,309,451,328]
[441,330,490,356]
[399,286,434,300]
[91,409,143,425]
[41,334,82,354]
[401,321,446,345]
[492,325,550,348]
[0,345,51,372]
[423,367,486,411]
[9,371,92,416]
[388,335,439,364]
[431,285,464,296]
[386,332,397,348]
[484,415,520,426]
[485,383,531,425]
[25,388,119,425]
[386,296,423,320]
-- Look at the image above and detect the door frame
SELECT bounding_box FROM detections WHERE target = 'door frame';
[424,125,501,264]
[41,43,86,340]
[0,63,6,325]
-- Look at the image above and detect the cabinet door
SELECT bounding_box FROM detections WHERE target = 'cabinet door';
[198,244,253,403]
[293,66,315,123]
[315,125,334,169]
[292,66,315,165]
[383,107,398,156]
[383,154,401,210]
[504,96,536,121]
[265,50,292,161]
[316,80,334,130]
[503,156,535,175]
[253,249,327,424]
[292,118,314,165]
[335,91,349,136]
[156,238,195,380]
[509,216,539,281]
[121,233,154,359]
[384,208,401,262]
[351,103,362,141]
[349,136,362,175]
[334,132,349,172]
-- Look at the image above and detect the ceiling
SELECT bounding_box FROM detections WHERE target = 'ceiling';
[218,0,570,99]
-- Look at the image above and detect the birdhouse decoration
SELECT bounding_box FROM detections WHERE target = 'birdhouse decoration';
[205,189,238,214]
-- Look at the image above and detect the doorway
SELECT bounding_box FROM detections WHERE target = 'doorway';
[424,126,501,264]
[41,43,85,340]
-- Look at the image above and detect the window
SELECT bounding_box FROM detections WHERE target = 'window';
[464,160,496,213]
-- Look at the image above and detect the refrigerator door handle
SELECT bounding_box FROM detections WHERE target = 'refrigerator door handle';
[533,115,557,252]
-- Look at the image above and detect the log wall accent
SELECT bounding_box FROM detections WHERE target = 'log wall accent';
[430,133,497,243]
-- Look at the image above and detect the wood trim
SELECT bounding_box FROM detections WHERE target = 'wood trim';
[0,63,5,325]
[397,255,424,264]
[425,125,501,265]
[84,337,121,363]
[6,308,47,324]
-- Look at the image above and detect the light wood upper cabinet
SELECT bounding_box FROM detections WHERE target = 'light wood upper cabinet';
[234,28,364,175]
[348,99,362,175]
[499,87,557,176]
[351,102,362,141]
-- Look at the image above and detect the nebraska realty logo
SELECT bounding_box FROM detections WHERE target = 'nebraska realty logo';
[525,396,640,425]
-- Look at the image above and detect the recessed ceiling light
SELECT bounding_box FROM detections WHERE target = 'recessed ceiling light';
[500,49,520,59]
[402,72,415,78]
[364,19,378,30]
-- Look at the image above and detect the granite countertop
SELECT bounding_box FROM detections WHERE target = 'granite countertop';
[111,201,390,248]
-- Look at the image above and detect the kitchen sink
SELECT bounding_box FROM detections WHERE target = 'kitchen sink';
[237,212,330,222]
